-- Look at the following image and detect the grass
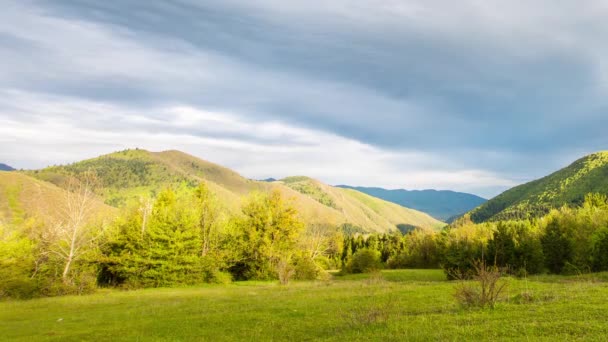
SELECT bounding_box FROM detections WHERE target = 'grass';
[3,269,608,341]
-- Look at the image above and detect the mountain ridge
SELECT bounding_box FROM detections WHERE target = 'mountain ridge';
[336,185,486,221]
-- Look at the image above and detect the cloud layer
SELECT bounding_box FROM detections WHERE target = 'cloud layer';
[2,1,608,197]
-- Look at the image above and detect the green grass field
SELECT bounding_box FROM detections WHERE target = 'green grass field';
[2,270,608,341]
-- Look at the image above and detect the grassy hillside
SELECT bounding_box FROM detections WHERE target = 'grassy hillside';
[3,269,608,341]
[25,149,444,233]
[0,171,115,227]
[470,151,608,222]
[337,186,486,221]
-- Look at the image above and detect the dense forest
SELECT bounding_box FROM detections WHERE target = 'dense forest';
[3,166,608,299]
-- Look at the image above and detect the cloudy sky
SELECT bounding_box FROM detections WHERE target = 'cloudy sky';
[1,1,607,198]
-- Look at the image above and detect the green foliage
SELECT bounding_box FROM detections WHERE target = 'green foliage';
[346,248,382,274]
[231,190,305,280]
[0,221,37,299]
[99,186,225,288]
[470,152,608,223]
[281,176,337,208]
[487,221,544,275]
[293,254,321,280]
[590,227,608,272]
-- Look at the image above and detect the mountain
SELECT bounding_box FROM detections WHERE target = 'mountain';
[0,163,15,171]
[336,186,486,222]
[25,149,445,233]
[469,151,608,223]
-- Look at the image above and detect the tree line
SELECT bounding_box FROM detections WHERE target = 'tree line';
[3,172,608,299]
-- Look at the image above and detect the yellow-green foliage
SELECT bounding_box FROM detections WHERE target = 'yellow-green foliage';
[281,176,337,209]
[470,151,608,222]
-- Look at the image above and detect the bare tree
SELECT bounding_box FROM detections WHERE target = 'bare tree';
[47,171,101,283]
[300,223,336,260]
[138,197,153,238]
[195,182,221,257]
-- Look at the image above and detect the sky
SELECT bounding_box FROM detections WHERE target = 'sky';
[1,1,608,198]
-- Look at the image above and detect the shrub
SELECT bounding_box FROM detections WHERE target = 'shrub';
[293,256,320,280]
[0,277,38,300]
[453,260,508,309]
[205,270,233,285]
[276,259,295,285]
[346,248,382,274]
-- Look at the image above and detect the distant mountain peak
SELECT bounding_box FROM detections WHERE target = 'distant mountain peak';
[0,163,15,171]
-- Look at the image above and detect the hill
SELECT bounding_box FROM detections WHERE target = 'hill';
[0,171,115,227]
[0,163,15,171]
[25,149,445,233]
[469,151,608,222]
[336,186,486,222]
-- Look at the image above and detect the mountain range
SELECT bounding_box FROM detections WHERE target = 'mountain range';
[336,186,486,222]
[12,149,445,233]
[469,151,608,222]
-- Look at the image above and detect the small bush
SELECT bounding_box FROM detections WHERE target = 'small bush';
[206,270,232,285]
[453,260,508,309]
[341,293,396,327]
[294,256,320,280]
[0,277,38,300]
[346,248,382,274]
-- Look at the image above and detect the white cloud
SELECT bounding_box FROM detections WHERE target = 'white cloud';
[0,90,513,196]
[2,1,607,198]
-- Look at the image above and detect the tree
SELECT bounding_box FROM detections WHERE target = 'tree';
[232,190,304,280]
[194,182,221,257]
[45,171,103,284]
[299,223,337,260]
[487,222,517,268]
[590,227,608,271]
[541,218,573,274]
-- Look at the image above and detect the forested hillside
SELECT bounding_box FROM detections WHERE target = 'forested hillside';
[470,152,608,222]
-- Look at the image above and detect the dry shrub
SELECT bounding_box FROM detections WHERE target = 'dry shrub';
[341,293,396,327]
[277,259,295,285]
[453,260,508,309]
[364,270,386,285]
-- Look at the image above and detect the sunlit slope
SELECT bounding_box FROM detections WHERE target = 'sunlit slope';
[469,151,608,222]
[26,149,445,233]
[278,176,445,232]
[0,171,115,226]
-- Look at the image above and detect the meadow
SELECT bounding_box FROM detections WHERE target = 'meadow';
[2,269,608,341]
